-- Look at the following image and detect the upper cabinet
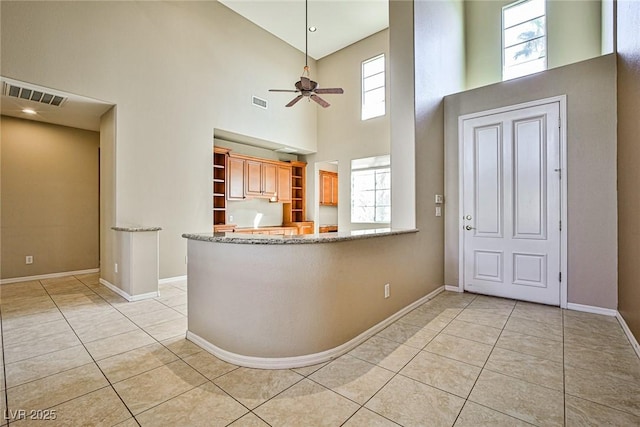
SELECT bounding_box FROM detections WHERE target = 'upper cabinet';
[277,165,292,203]
[320,170,338,206]
[227,156,246,200]
[226,152,293,201]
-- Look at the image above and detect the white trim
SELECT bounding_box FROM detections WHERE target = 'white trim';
[187,285,446,369]
[445,285,463,293]
[457,95,568,308]
[616,311,640,360]
[159,275,187,285]
[566,302,617,317]
[99,278,158,302]
[0,268,99,285]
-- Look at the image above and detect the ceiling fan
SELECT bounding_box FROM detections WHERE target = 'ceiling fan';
[269,0,344,108]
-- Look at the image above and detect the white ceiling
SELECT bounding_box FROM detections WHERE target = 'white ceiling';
[219,0,389,60]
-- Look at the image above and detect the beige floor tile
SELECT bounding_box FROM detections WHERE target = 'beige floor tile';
[136,382,247,427]
[454,401,533,427]
[564,325,632,353]
[400,350,481,398]
[565,363,640,417]
[64,307,126,329]
[213,367,303,409]
[564,341,640,383]
[113,418,139,427]
[2,319,72,346]
[3,329,81,364]
[365,375,464,427]
[397,306,452,330]
[183,350,238,380]
[74,272,100,284]
[58,303,115,320]
[142,317,187,341]
[441,319,502,345]
[1,390,5,426]
[113,359,207,415]
[342,408,399,427]
[156,293,187,308]
[0,281,46,300]
[504,316,563,341]
[455,308,510,329]
[0,309,64,332]
[290,361,329,377]
[171,304,188,315]
[126,307,184,328]
[309,354,394,404]
[5,345,93,388]
[7,363,108,412]
[511,301,563,325]
[93,288,129,304]
[495,329,563,362]
[113,299,168,317]
[228,413,270,426]
[73,316,140,343]
[565,394,640,427]
[98,342,179,383]
[1,296,57,318]
[564,311,625,337]
[485,347,564,391]
[11,386,131,426]
[254,379,359,426]
[468,370,564,426]
[425,333,492,367]
[161,336,203,358]
[84,329,155,360]
[376,321,439,349]
[348,336,420,372]
[467,295,516,310]
[40,276,82,286]
[50,291,103,305]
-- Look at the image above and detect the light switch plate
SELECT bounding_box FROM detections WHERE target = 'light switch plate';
[435,206,442,217]
[435,194,444,204]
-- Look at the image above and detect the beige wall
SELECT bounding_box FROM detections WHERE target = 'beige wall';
[1,1,317,279]
[465,0,603,89]
[311,29,390,232]
[617,1,640,338]
[444,54,618,309]
[100,107,117,286]
[1,116,99,279]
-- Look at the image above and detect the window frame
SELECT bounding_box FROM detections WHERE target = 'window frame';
[350,165,391,224]
[501,0,547,81]
[361,53,386,121]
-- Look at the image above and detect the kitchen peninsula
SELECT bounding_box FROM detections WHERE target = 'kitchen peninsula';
[182,227,421,369]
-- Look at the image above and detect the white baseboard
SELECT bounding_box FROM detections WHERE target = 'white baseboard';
[159,275,187,285]
[566,302,617,317]
[187,285,446,369]
[99,278,158,302]
[616,311,640,360]
[0,268,100,285]
[445,285,462,293]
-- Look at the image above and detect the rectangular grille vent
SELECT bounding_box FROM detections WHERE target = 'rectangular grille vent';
[3,82,67,107]
[252,96,268,109]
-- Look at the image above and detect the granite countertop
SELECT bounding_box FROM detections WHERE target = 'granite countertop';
[112,225,162,232]
[182,228,418,244]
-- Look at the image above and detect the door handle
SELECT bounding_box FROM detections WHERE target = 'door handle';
[465,225,474,231]
[465,215,472,220]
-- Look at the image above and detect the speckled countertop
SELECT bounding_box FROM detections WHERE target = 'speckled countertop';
[112,226,162,232]
[182,228,418,244]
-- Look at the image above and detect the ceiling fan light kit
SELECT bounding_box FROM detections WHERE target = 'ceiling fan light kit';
[269,0,344,108]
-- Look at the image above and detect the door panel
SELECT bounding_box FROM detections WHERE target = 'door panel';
[462,102,561,305]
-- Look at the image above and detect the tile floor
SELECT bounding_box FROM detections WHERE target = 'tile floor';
[1,273,639,426]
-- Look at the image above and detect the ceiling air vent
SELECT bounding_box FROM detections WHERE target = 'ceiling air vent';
[2,82,67,107]
[252,96,268,110]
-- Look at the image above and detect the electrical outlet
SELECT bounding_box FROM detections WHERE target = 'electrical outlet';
[384,283,390,299]
[435,206,442,217]
[114,263,118,273]
[229,215,234,222]
[25,255,33,264]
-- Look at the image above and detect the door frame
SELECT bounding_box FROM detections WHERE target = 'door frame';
[456,95,568,308]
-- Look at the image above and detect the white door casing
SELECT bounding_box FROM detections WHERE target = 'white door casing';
[459,100,564,306]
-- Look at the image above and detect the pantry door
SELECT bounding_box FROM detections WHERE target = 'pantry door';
[461,102,562,305]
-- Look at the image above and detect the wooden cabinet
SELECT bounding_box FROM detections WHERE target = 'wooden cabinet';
[283,161,307,223]
[234,226,297,236]
[319,170,338,206]
[244,159,278,199]
[277,165,292,203]
[227,156,245,200]
[213,147,230,228]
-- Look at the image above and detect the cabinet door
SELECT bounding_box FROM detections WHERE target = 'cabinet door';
[320,172,332,205]
[245,160,263,197]
[277,166,292,202]
[227,157,245,200]
[331,174,339,205]
[262,163,278,197]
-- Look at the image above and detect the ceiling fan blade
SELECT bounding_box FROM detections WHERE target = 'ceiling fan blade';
[310,94,330,108]
[314,88,344,94]
[286,95,304,107]
[269,89,299,93]
[300,76,312,91]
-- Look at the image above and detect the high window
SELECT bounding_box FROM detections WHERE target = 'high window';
[361,54,385,120]
[502,0,547,80]
[351,155,391,223]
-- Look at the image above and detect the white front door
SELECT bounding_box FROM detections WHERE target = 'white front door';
[461,102,561,305]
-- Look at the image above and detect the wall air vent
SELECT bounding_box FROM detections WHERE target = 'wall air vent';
[252,96,268,109]
[2,82,67,107]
